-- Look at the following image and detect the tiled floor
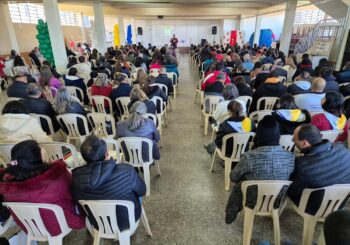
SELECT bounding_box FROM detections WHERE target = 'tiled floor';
[1,55,325,245]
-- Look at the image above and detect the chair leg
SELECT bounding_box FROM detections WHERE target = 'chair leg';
[141,206,153,237]
[302,215,318,245]
[210,150,217,172]
[168,99,172,111]
[210,126,215,142]
[272,209,281,245]
[204,115,209,135]
[143,166,151,196]
[243,208,255,245]
[194,91,198,104]
[155,160,162,176]
[119,231,131,245]
[224,160,232,191]
[93,230,100,245]
[48,236,63,245]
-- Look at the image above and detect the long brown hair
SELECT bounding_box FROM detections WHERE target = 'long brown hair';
[39,65,53,87]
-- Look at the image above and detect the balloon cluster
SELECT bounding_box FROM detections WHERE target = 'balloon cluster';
[36,19,54,65]
[114,24,120,47]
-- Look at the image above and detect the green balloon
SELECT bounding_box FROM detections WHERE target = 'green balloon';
[38,19,44,25]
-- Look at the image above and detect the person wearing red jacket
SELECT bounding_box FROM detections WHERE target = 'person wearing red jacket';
[201,62,231,91]
[0,140,85,236]
[91,73,113,112]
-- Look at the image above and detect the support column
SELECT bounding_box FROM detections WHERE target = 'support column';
[0,3,20,54]
[118,16,126,46]
[253,13,262,46]
[279,0,298,54]
[336,6,350,70]
[93,2,106,52]
[43,0,67,73]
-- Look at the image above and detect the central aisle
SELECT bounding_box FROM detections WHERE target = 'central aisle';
[67,54,304,245]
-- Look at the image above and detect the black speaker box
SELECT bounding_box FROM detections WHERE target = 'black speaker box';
[212,26,217,35]
[137,27,143,35]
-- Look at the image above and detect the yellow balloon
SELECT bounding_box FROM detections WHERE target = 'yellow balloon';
[114,24,120,47]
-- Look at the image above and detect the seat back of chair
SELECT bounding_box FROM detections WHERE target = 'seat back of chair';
[87,113,116,137]
[249,110,273,123]
[30,113,55,136]
[297,184,350,219]
[115,97,131,118]
[279,135,294,152]
[150,83,168,96]
[150,96,165,115]
[117,137,153,167]
[287,69,296,82]
[202,96,224,115]
[150,69,159,77]
[40,142,80,168]
[237,96,252,113]
[166,72,178,85]
[278,76,287,84]
[56,113,90,138]
[79,200,136,239]
[130,72,137,82]
[103,139,122,162]
[91,96,113,114]
[66,86,84,103]
[321,130,342,143]
[143,113,158,128]
[221,132,255,161]
[3,202,71,241]
[3,67,14,78]
[0,144,15,167]
[257,97,279,111]
[241,180,292,214]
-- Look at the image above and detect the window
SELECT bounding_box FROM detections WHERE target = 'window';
[8,3,80,26]
[294,10,326,25]
[8,3,45,24]
[60,11,80,26]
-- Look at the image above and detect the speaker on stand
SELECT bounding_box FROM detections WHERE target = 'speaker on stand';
[212,26,217,45]
[137,27,143,45]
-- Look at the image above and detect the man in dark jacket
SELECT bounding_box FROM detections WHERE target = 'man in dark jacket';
[288,124,350,210]
[7,72,28,98]
[28,49,41,68]
[336,61,350,84]
[21,83,60,133]
[155,67,174,94]
[250,70,287,112]
[272,60,288,78]
[72,135,146,231]
[320,66,339,93]
[111,74,132,116]
[204,72,225,95]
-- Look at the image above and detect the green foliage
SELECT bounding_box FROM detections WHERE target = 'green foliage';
[36,19,55,65]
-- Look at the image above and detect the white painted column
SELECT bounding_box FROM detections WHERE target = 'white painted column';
[43,0,68,73]
[79,13,87,43]
[0,3,20,54]
[118,16,126,45]
[93,2,107,52]
[279,0,298,54]
[336,6,350,70]
[253,13,262,46]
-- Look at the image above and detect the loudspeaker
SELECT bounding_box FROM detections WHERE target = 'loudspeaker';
[201,39,207,47]
[137,27,143,35]
[212,26,217,35]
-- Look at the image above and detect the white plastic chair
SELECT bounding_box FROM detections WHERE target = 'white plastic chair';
[30,113,55,136]
[0,216,20,238]
[91,95,113,115]
[40,141,81,168]
[249,110,273,124]
[194,73,214,104]
[256,97,279,111]
[166,72,179,99]
[278,76,287,84]
[115,97,131,121]
[103,138,122,163]
[201,95,224,135]
[241,180,292,245]
[65,86,84,104]
[237,96,252,113]
[210,132,256,191]
[0,144,15,167]
[3,202,72,245]
[292,184,350,245]
[150,96,168,127]
[6,97,22,102]
[287,69,296,82]
[42,87,56,104]
[56,113,91,145]
[79,200,153,245]
[150,68,160,77]
[321,130,342,143]
[150,83,172,111]
[117,137,161,196]
[144,113,163,147]
[279,134,295,152]
[87,112,116,139]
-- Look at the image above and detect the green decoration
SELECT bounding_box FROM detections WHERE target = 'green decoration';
[35,19,55,66]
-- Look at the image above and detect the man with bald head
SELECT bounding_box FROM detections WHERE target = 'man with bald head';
[288,124,350,210]
[155,67,174,94]
[294,77,326,111]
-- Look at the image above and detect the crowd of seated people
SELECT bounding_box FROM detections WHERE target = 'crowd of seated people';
[191,42,350,243]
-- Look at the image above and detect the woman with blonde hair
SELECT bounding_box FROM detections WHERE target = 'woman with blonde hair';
[128,87,156,114]
[283,57,297,71]
[134,68,148,86]
[39,65,61,96]
[116,101,160,160]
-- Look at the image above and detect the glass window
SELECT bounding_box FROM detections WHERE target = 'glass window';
[294,9,326,25]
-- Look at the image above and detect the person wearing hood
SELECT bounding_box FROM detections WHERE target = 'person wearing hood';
[311,92,348,142]
[287,71,311,95]
[320,66,339,93]
[272,94,311,135]
[292,56,314,81]
[0,101,51,144]
[242,54,254,72]
[72,135,146,232]
[0,140,85,235]
[250,70,287,113]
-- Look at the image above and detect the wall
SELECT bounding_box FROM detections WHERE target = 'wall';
[261,13,285,41]
[240,17,256,43]
[134,19,223,47]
